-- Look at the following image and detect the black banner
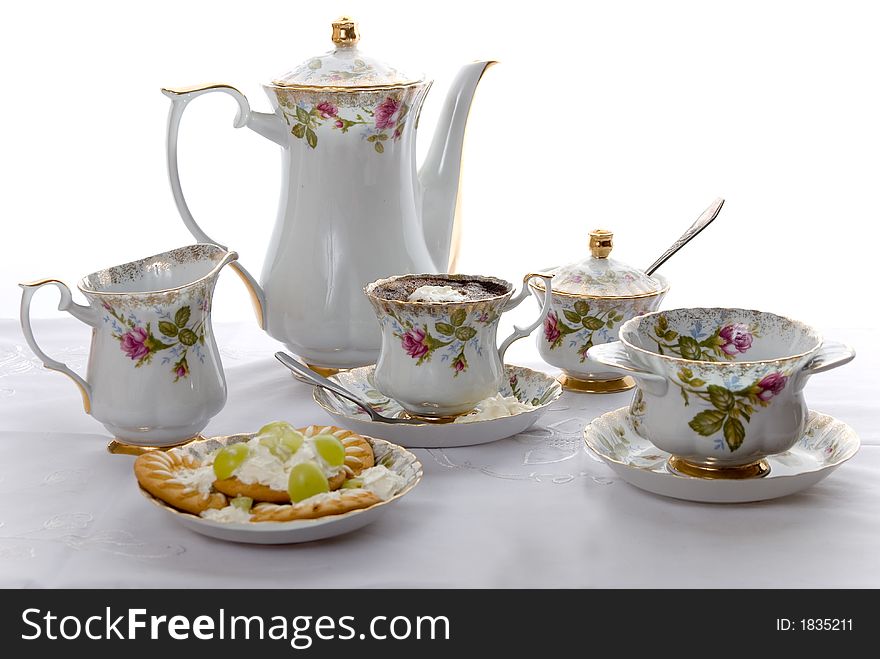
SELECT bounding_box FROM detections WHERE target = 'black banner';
[0,589,871,655]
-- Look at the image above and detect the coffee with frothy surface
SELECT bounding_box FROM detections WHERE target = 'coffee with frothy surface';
[372,275,508,303]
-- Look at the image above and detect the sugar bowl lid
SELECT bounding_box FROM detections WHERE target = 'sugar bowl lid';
[271,17,424,89]
[546,230,665,297]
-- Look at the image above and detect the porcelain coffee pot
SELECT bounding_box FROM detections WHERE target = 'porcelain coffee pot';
[163,17,495,370]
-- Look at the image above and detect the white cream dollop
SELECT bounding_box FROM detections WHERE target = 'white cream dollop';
[407,285,468,303]
[169,465,216,495]
[200,505,252,523]
[453,393,536,423]
[231,436,334,491]
[357,465,407,500]
[291,466,406,506]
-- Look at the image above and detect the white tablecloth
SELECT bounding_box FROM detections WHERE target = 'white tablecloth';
[1,319,877,588]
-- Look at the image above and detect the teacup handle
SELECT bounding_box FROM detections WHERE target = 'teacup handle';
[497,274,554,363]
[19,280,98,413]
[801,341,856,376]
[587,341,669,395]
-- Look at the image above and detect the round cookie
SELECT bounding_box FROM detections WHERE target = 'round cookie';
[134,450,227,515]
[250,490,382,522]
[211,426,375,503]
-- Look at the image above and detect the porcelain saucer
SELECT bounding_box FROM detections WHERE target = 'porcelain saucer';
[584,407,859,503]
[139,433,422,544]
[313,365,562,448]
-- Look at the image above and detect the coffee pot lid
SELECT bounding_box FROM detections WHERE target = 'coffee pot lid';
[548,230,665,297]
[271,17,424,89]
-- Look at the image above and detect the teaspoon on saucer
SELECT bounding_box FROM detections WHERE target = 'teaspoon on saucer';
[275,352,424,425]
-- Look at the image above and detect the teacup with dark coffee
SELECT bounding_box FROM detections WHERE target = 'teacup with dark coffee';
[364,273,553,417]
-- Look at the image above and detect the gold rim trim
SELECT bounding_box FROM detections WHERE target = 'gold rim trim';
[161,83,241,96]
[268,80,426,93]
[305,363,342,378]
[399,410,466,424]
[106,435,202,456]
[558,374,636,393]
[77,244,236,298]
[667,456,771,480]
[529,275,670,300]
[618,307,823,367]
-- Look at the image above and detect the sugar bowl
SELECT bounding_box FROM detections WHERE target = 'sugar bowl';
[530,229,669,392]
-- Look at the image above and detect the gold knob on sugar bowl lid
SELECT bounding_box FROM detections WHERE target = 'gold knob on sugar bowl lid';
[331,16,360,46]
[589,229,614,259]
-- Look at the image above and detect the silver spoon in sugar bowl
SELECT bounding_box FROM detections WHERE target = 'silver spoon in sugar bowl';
[644,197,725,276]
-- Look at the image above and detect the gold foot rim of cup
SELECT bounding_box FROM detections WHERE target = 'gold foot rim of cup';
[106,435,203,456]
[398,410,463,424]
[558,374,636,394]
[304,363,342,378]
[667,456,771,480]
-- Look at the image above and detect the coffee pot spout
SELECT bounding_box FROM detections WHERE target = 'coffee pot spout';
[418,61,495,272]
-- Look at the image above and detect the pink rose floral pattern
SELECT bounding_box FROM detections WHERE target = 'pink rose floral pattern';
[278,92,410,153]
[400,327,430,360]
[392,306,483,376]
[103,302,205,382]
[651,315,759,361]
[675,367,789,451]
[543,300,625,362]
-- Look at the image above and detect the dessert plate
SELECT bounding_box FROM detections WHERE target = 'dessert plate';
[313,365,562,448]
[584,407,859,503]
[139,434,422,544]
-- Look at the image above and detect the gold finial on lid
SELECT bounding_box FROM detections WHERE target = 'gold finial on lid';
[331,16,359,46]
[589,229,613,258]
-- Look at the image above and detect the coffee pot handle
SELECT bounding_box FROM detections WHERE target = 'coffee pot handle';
[497,274,554,363]
[18,280,96,413]
[161,84,268,329]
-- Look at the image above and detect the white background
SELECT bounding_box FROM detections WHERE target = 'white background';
[2,0,878,331]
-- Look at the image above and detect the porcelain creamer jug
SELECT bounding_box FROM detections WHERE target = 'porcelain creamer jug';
[163,17,494,370]
[19,244,237,446]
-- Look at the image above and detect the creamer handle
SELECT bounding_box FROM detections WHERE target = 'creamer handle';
[19,280,95,413]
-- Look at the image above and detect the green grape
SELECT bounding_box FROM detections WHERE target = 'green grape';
[230,496,253,511]
[280,431,305,454]
[256,421,304,459]
[287,462,329,502]
[213,443,249,480]
[312,434,345,467]
[257,420,296,438]
[341,478,363,489]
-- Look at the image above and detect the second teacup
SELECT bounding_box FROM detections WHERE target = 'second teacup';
[364,273,553,418]
[588,307,856,478]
